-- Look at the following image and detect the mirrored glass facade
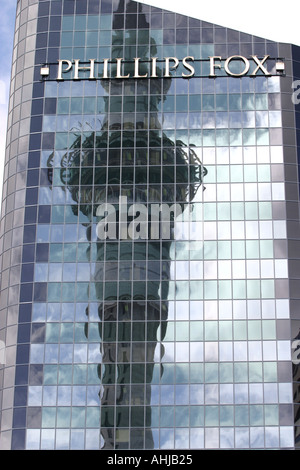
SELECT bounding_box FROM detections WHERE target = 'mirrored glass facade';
[1,0,300,450]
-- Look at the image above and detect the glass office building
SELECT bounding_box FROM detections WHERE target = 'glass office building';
[1,0,300,450]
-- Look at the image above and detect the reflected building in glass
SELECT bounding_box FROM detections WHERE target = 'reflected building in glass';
[1,0,300,450]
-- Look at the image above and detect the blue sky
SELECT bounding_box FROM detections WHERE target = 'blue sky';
[0,0,298,203]
[0,0,17,201]
[0,0,17,130]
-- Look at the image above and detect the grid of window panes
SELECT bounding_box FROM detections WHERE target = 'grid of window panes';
[23,0,294,449]
[292,44,300,449]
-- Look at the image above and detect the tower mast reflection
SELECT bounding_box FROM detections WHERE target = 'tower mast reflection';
[49,0,206,449]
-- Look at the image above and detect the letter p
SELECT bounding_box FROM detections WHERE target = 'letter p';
[57,60,73,80]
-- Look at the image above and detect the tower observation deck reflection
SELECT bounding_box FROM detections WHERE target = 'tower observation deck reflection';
[49,0,206,449]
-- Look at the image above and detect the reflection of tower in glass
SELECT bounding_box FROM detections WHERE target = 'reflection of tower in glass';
[51,0,206,449]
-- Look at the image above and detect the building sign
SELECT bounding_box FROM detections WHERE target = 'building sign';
[40,55,285,80]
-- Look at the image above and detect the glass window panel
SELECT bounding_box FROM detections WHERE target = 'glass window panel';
[229,112,242,128]
[216,95,227,111]
[205,322,218,341]
[249,362,262,382]
[42,408,56,428]
[234,385,249,406]
[257,129,269,145]
[255,94,268,110]
[219,321,232,340]
[250,405,264,425]
[202,95,214,111]
[265,405,279,427]
[269,110,282,127]
[256,111,268,127]
[242,94,255,110]
[229,95,241,111]
[249,384,263,403]
[45,344,59,364]
[190,322,203,341]
[243,129,256,145]
[248,321,261,340]
[231,241,245,259]
[242,111,255,127]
